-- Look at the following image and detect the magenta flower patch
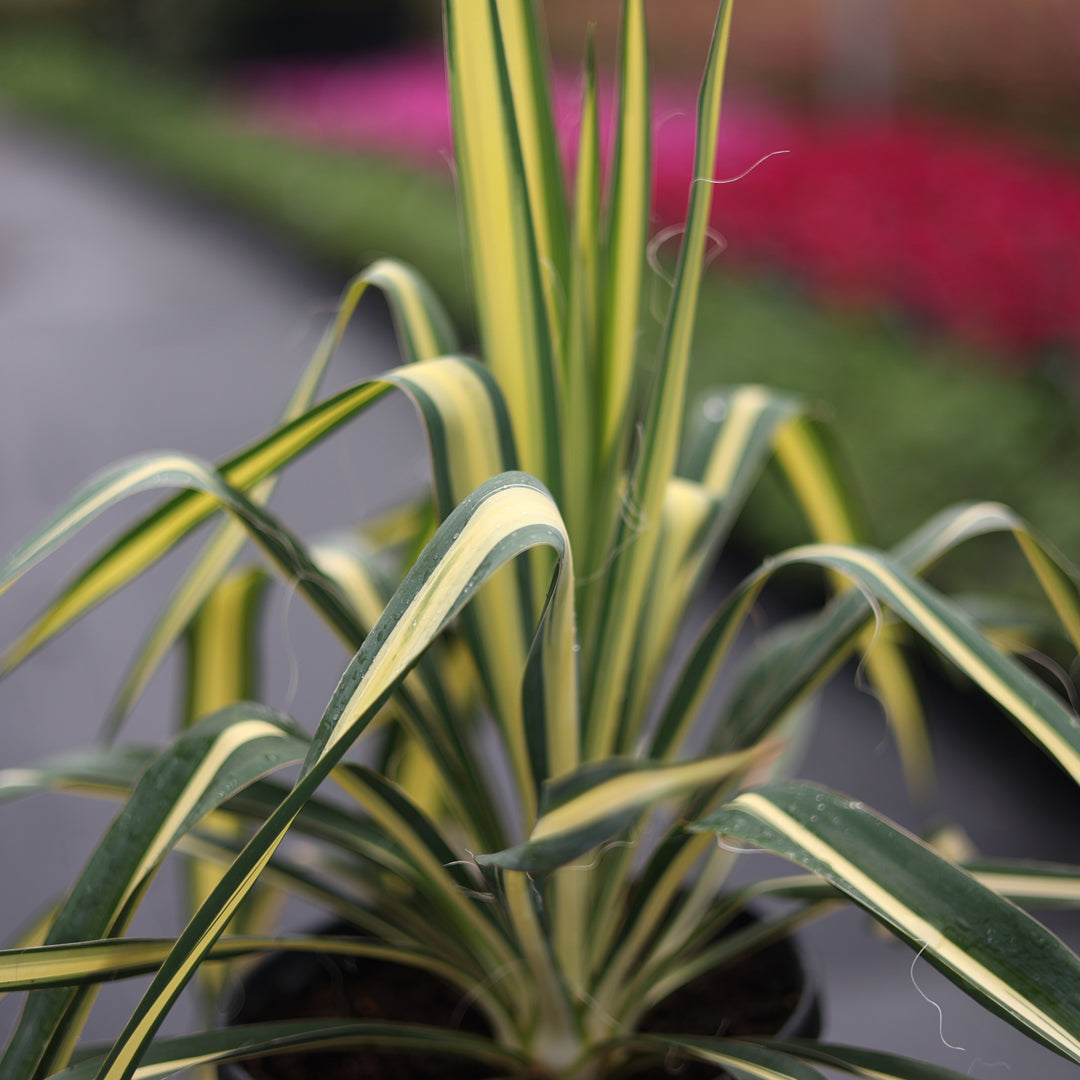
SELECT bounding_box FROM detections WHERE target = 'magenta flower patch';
[238,50,1080,362]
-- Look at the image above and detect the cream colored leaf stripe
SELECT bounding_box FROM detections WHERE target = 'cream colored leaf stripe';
[183,569,265,724]
[53,1021,530,1080]
[0,296,414,668]
[445,0,560,489]
[119,720,296,914]
[93,473,577,1080]
[714,501,1067,758]
[735,865,1080,910]
[484,746,764,872]
[585,0,734,760]
[360,258,459,366]
[775,543,1080,785]
[316,482,571,759]
[0,936,468,994]
[599,0,649,456]
[102,257,454,728]
[720,789,1080,1061]
[494,0,569,352]
[0,708,307,1079]
[700,386,794,497]
[531,750,762,847]
[1,441,374,670]
[393,358,537,815]
[617,478,716,745]
[3,352,517,676]
[624,1035,828,1080]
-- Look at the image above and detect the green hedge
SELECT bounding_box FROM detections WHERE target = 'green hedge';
[2,29,1076,602]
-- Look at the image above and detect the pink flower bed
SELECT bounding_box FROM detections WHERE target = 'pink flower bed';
[238,50,1080,362]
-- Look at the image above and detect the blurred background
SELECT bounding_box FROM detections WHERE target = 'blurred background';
[1,1,1080,1076]
[4,0,1079,583]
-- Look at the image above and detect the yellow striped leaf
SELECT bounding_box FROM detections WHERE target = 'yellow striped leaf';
[481,744,767,872]
[698,782,1080,1063]
[91,472,577,1080]
[1,706,307,1078]
[766,543,1080,785]
[772,413,931,792]
[598,0,650,460]
[445,0,562,492]
[753,1039,976,1080]
[495,0,570,351]
[104,257,455,732]
[585,0,734,761]
[49,1020,529,1080]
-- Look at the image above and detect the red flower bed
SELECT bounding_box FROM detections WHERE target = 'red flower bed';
[237,50,1080,362]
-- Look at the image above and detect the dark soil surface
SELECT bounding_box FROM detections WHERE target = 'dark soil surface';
[220,914,815,1080]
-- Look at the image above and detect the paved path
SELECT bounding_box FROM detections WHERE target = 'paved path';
[0,110,1077,1074]
[0,110,424,1042]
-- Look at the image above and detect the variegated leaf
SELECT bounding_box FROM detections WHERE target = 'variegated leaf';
[585,0,734,761]
[481,745,766,872]
[2,706,307,1078]
[444,0,562,493]
[104,257,457,731]
[697,782,1080,1063]
[48,1020,528,1080]
[91,472,577,1080]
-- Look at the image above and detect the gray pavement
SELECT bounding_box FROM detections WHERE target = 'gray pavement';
[1,110,1078,1076]
[0,110,425,1044]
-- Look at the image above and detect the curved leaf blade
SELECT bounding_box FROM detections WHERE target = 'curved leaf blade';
[2,355,514,678]
[697,781,1080,1064]
[481,745,767,872]
[49,1020,528,1080]
[0,935,482,997]
[2,706,308,1079]
[756,1037,1003,1079]
[391,359,536,811]
[93,472,577,1080]
[103,257,456,730]
[770,543,1080,785]
[0,440,376,669]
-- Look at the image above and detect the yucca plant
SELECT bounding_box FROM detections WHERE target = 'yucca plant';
[4,3,1080,1079]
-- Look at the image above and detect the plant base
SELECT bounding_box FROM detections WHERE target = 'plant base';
[219,913,818,1080]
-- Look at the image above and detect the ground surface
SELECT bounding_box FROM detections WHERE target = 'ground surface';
[1,111,1078,1077]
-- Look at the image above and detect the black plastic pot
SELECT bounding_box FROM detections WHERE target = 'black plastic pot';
[218,911,819,1080]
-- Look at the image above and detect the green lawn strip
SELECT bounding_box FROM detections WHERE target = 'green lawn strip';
[2,28,1075,604]
[688,275,1080,599]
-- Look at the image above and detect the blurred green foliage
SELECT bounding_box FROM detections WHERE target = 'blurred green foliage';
[1,27,1077,605]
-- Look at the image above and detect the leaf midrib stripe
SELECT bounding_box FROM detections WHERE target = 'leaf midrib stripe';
[734,791,1080,1057]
